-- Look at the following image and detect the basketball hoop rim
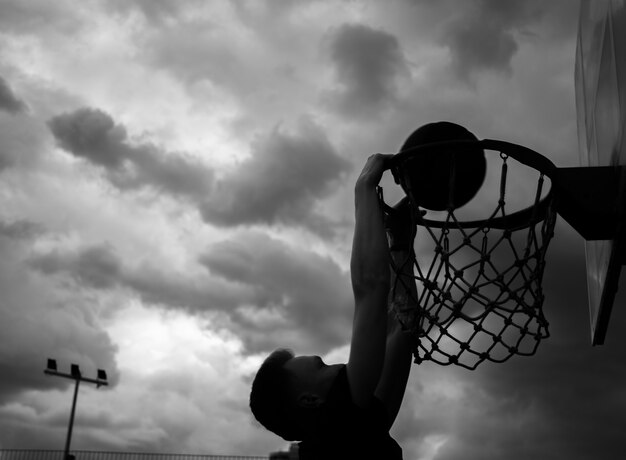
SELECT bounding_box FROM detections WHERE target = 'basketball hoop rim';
[388,139,558,230]
[390,139,558,177]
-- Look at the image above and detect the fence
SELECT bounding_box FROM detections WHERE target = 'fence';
[0,451,269,460]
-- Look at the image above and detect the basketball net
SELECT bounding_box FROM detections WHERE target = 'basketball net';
[381,142,557,370]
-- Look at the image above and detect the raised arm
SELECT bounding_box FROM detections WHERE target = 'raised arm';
[347,153,393,409]
[375,198,419,427]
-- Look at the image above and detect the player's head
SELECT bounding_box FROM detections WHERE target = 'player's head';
[249,349,341,441]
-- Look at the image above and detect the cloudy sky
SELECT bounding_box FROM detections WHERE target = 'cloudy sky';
[1,0,626,459]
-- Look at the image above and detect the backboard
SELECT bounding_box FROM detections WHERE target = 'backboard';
[575,0,626,344]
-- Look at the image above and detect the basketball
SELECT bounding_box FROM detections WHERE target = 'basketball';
[397,122,486,211]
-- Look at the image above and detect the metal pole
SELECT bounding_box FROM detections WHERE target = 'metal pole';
[63,378,80,460]
[44,359,108,459]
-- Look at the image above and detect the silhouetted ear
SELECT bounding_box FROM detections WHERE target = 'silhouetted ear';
[297,392,323,409]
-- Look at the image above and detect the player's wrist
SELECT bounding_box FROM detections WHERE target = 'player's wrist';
[355,175,380,192]
[387,233,413,250]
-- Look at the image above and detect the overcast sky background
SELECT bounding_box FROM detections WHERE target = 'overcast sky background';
[1,1,626,459]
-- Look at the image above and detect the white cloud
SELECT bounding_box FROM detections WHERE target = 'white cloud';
[96,303,280,454]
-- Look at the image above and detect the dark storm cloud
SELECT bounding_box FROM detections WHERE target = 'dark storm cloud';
[200,230,353,353]
[417,223,626,460]
[436,0,576,81]
[200,118,351,236]
[446,18,518,79]
[468,227,626,460]
[0,219,43,240]
[0,151,11,172]
[0,76,27,114]
[48,108,348,235]
[47,107,214,199]
[325,23,409,117]
[48,108,128,169]
[30,244,122,290]
[0,221,119,403]
[28,233,354,355]
[443,1,527,79]
[28,243,250,313]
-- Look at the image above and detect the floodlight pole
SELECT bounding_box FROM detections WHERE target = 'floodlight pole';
[44,360,108,460]
[64,378,80,459]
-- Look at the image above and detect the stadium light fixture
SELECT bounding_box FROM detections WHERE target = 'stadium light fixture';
[44,359,109,460]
